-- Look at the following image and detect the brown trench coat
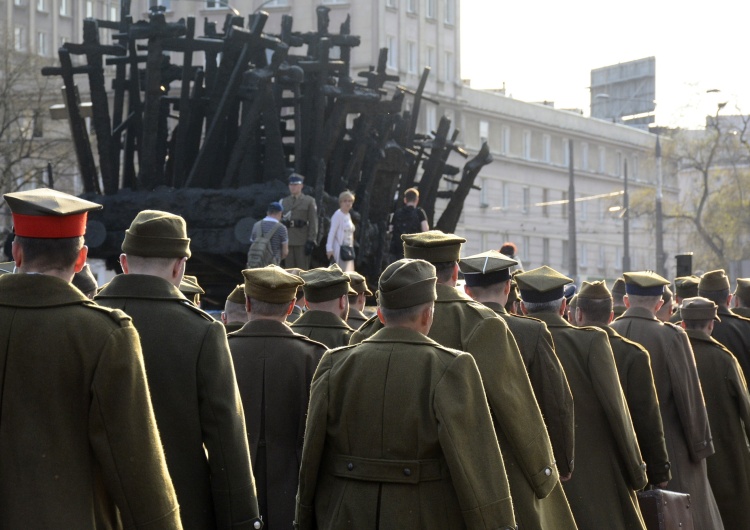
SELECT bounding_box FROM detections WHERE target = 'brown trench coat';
[0,274,181,529]
[291,309,353,349]
[96,274,259,530]
[536,313,647,530]
[295,326,516,529]
[612,307,723,530]
[228,319,326,530]
[687,329,750,529]
[711,306,750,386]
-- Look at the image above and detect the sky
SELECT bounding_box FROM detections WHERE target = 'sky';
[460,0,750,129]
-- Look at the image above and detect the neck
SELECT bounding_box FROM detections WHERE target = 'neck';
[249,313,286,323]
[18,266,75,282]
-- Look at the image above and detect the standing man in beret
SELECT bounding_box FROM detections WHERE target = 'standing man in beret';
[680,297,750,529]
[460,250,576,530]
[699,269,750,384]
[575,281,671,489]
[345,270,372,329]
[611,271,722,530]
[351,231,562,508]
[733,278,750,318]
[0,189,181,529]
[291,264,355,348]
[296,259,517,530]
[228,266,326,530]
[222,284,249,333]
[516,266,647,530]
[670,275,700,323]
[282,174,318,269]
[96,210,261,530]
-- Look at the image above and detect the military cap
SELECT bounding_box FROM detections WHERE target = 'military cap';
[0,261,15,274]
[378,259,437,310]
[72,263,98,294]
[680,297,720,322]
[227,284,247,305]
[346,271,373,296]
[622,271,669,296]
[268,201,283,213]
[567,294,578,312]
[515,266,573,304]
[122,210,191,258]
[507,279,520,304]
[4,188,102,239]
[564,283,577,302]
[699,269,730,292]
[611,278,626,298]
[180,275,204,295]
[674,275,700,298]
[243,265,303,303]
[459,250,517,287]
[578,280,612,300]
[402,230,466,263]
[288,173,304,184]
[300,263,356,303]
[735,278,750,300]
[662,285,673,304]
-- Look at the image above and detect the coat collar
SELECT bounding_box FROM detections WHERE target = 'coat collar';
[618,306,659,322]
[230,318,296,337]
[531,312,571,329]
[0,273,89,308]
[293,309,352,330]
[96,273,189,301]
[435,283,473,303]
[480,300,506,314]
[365,326,440,346]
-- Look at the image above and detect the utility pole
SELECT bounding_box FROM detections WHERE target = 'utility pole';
[655,135,665,276]
[622,158,631,272]
[568,140,577,280]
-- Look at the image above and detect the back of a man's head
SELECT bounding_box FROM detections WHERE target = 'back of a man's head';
[523,298,564,315]
[377,259,437,331]
[404,188,419,204]
[15,236,83,272]
[698,270,731,308]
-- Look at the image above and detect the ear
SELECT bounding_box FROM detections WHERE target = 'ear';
[172,257,187,281]
[220,312,228,324]
[726,293,733,307]
[559,298,567,316]
[574,307,582,324]
[73,246,88,273]
[623,294,631,308]
[520,301,529,315]
[286,300,295,316]
[245,297,251,314]
[503,281,511,296]
[377,307,386,325]
[463,284,473,298]
[11,240,22,268]
[654,299,664,312]
[339,294,347,310]
[680,321,687,330]
[607,310,614,325]
[119,253,129,274]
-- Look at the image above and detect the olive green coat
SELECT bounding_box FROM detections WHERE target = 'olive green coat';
[604,326,671,485]
[536,313,647,530]
[96,274,259,530]
[711,306,750,386]
[687,329,750,529]
[228,319,326,530]
[352,285,562,509]
[732,306,750,319]
[0,274,181,529]
[224,321,245,334]
[345,307,369,330]
[291,309,353,349]
[612,307,723,530]
[295,327,516,529]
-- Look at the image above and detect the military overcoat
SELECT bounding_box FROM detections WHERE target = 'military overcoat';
[96,274,259,530]
[291,309,353,349]
[612,307,723,530]
[711,306,750,385]
[536,313,647,530]
[228,319,326,530]
[345,307,368,330]
[732,306,750,319]
[687,329,750,529]
[604,326,671,485]
[295,327,516,529]
[0,274,181,529]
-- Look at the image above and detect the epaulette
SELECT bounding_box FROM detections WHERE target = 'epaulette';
[179,300,216,322]
[82,301,133,326]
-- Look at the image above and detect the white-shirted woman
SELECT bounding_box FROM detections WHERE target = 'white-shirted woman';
[326,190,355,271]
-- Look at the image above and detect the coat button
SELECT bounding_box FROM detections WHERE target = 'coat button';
[347,463,354,471]
[403,468,412,476]
[544,467,551,476]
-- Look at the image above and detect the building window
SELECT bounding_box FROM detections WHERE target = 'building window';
[501,125,510,154]
[426,46,435,69]
[479,120,489,144]
[522,187,530,214]
[598,146,606,173]
[580,243,588,267]
[406,41,417,74]
[59,0,68,15]
[523,130,532,160]
[580,195,588,220]
[562,240,569,268]
[561,191,568,218]
[522,236,530,263]
[444,0,455,24]
[443,51,454,83]
[502,182,510,210]
[633,155,639,178]
[479,177,488,208]
[386,0,396,7]
[36,0,46,12]
[37,32,48,56]
[14,0,24,6]
[542,134,551,162]
[386,36,397,70]
[110,5,118,21]
[562,138,570,166]
[407,0,417,13]
[542,188,549,217]
[14,27,27,52]
[86,0,93,17]
[543,238,550,265]
[425,105,437,134]
[598,246,606,269]
[581,142,589,171]
[426,0,436,18]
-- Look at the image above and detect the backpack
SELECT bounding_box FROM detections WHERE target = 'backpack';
[247,221,282,268]
[390,206,424,254]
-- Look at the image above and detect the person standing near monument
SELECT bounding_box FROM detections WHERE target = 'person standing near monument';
[388,187,429,263]
[281,173,318,269]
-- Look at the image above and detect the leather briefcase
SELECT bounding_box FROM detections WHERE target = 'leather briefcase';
[637,488,694,530]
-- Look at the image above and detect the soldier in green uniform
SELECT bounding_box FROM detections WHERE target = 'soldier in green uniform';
[733,278,750,318]
[460,250,577,530]
[575,281,671,488]
[517,266,647,530]
[296,259,517,530]
[611,277,627,318]
[351,231,562,504]
[229,266,326,530]
[611,271,723,530]
[291,264,355,348]
[96,210,261,530]
[0,189,181,529]
[670,275,700,324]
[699,269,750,384]
[284,268,306,323]
[345,270,372,329]
[680,297,750,529]
[222,284,248,334]
[281,174,318,269]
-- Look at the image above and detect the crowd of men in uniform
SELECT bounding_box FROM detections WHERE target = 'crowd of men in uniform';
[1,186,749,530]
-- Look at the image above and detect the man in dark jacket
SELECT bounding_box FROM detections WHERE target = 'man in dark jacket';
[96,210,261,530]
[229,266,326,530]
[0,189,181,529]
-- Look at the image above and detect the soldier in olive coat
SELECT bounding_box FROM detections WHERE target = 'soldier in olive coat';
[732,278,750,318]
[670,275,700,324]
[222,284,249,334]
[296,259,516,530]
[345,270,371,329]
[281,173,318,269]
[680,297,750,529]
[351,232,561,504]
[291,264,355,348]
[612,271,723,530]
[699,269,750,384]
[0,189,181,529]
[460,251,577,530]
[96,210,261,530]
[575,281,671,487]
[517,267,647,530]
[229,267,326,530]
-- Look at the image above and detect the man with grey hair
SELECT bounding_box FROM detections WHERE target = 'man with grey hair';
[96,210,261,530]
